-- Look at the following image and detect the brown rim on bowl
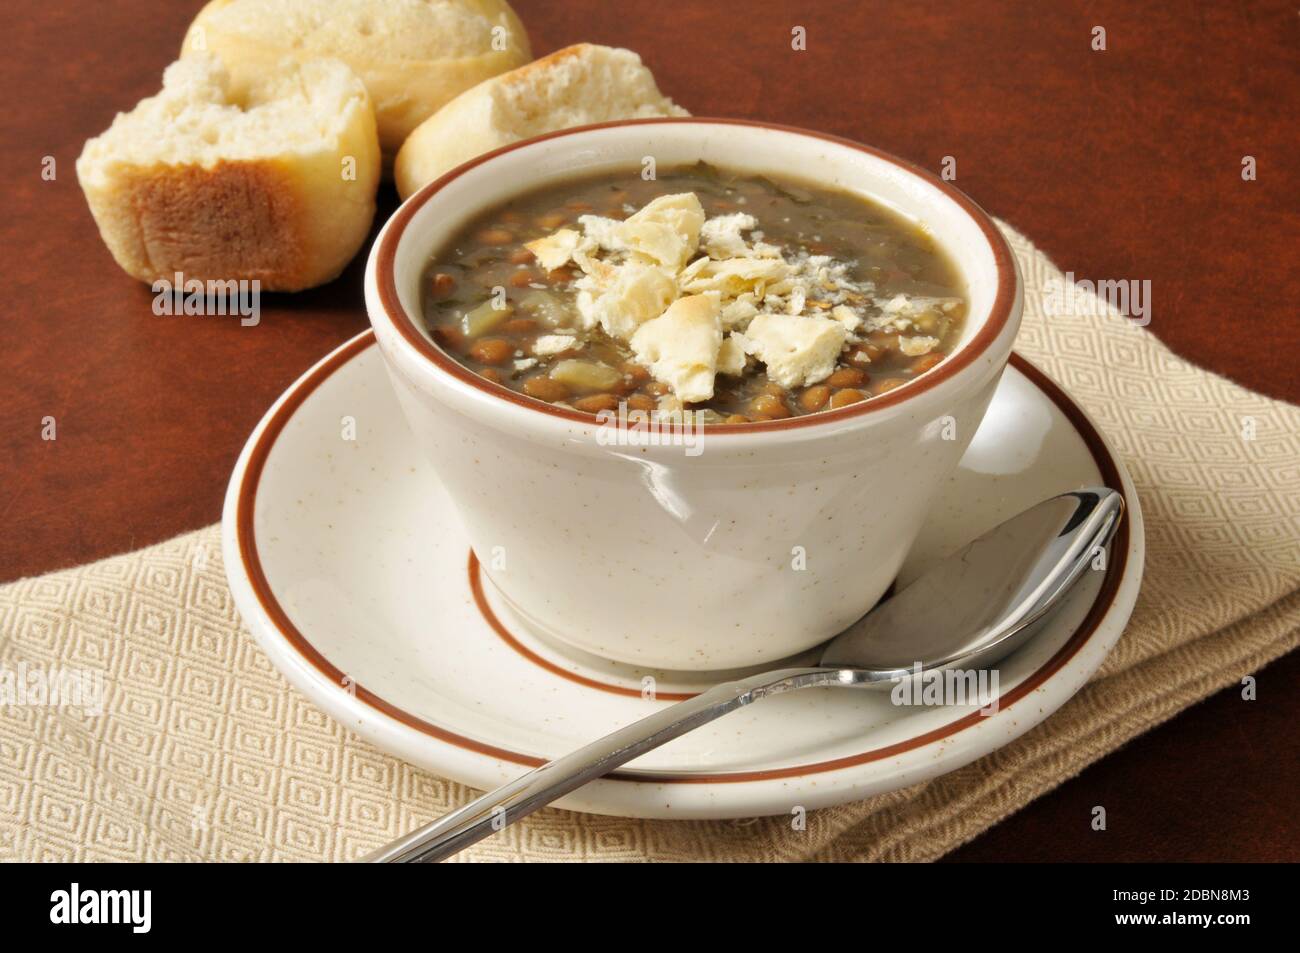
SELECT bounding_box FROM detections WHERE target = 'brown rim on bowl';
[374,118,1018,434]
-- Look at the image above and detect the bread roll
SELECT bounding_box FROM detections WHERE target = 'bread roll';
[76,55,381,292]
[394,44,689,200]
[181,0,531,164]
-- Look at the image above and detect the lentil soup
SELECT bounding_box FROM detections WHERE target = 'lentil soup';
[420,163,967,423]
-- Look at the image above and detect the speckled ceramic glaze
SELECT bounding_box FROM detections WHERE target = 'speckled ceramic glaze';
[220,334,1142,818]
[365,120,1023,670]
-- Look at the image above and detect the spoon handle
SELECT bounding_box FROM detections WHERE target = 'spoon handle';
[362,666,839,862]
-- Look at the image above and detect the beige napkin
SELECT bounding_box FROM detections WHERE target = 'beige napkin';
[2,223,1297,862]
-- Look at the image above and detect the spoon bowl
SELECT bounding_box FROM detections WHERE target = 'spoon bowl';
[820,488,1123,674]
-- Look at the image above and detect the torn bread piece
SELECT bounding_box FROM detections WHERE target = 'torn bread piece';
[700,212,757,259]
[679,257,790,296]
[532,334,578,356]
[615,193,705,269]
[898,334,941,356]
[738,314,848,388]
[831,304,864,334]
[525,229,582,271]
[576,215,626,254]
[575,262,677,338]
[629,294,723,403]
[720,295,760,329]
[717,334,749,376]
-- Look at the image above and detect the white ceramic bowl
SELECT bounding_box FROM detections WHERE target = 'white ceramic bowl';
[365,119,1022,670]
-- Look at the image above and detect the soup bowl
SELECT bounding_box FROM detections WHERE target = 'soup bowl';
[365,119,1022,671]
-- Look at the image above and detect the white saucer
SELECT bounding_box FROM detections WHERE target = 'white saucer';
[221,331,1144,819]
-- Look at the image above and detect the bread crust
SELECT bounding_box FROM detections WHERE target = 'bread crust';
[181,0,532,164]
[394,43,687,200]
[89,160,308,287]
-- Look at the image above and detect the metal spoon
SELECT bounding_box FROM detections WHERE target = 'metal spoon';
[364,487,1123,863]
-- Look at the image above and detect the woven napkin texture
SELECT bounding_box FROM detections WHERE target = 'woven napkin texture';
[2,222,1297,862]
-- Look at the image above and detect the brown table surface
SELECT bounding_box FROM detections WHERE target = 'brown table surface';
[2,0,1296,862]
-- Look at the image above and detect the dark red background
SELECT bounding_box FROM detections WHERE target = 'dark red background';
[1,0,1295,861]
